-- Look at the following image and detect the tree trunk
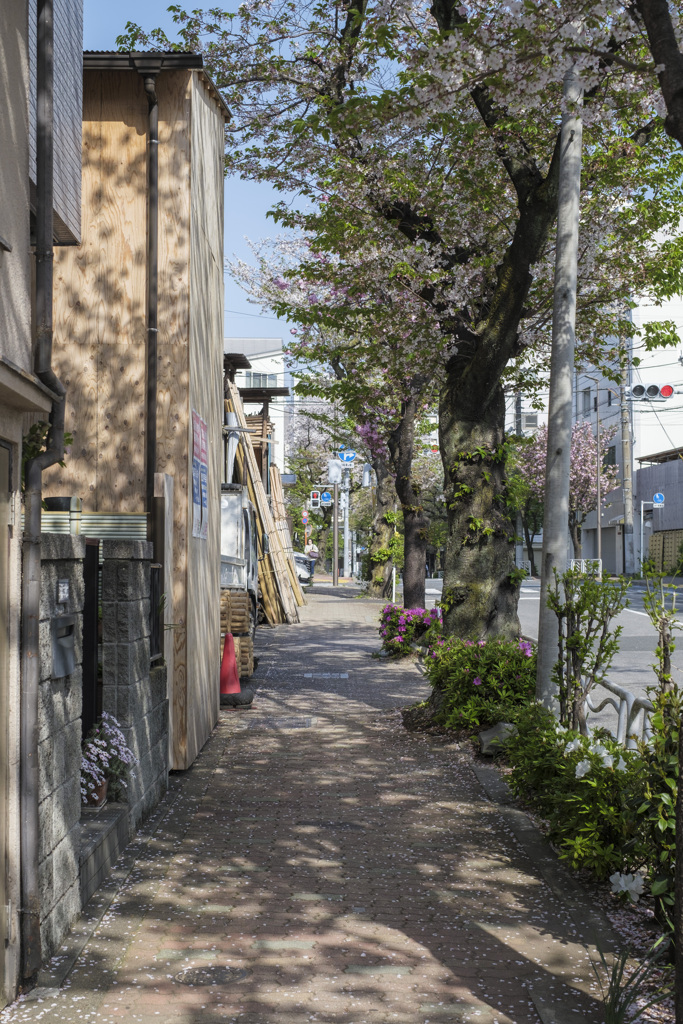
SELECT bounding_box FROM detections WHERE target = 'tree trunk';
[439,380,520,639]
[660,618,674,692]
[569,515,582,560]
[389,395,428,610]
[522,517,537,576]
[367,455,394,600]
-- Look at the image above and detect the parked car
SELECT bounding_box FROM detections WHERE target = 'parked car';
[294,552,314,584]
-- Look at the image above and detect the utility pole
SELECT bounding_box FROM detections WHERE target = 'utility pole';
[333,483,339,586]
[536,66,584,708]
[620,365,635,575]
[595,396,602,576]
[584,374,602,578]
[342,467,350,577]
[515,394,524,568]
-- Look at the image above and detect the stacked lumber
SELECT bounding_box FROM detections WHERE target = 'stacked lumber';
[234,635,254,678]
[225,382,300,626]
[270,465,305,607]
[218,632,254,678]
[220,588,250,636]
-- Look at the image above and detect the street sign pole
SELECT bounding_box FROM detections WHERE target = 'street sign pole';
[640,500,655,574]
[333,483,339,586]
[342,468,350,578]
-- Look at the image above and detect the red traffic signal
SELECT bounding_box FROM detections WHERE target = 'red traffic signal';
[310,490,321,508]
[631,384,675,400]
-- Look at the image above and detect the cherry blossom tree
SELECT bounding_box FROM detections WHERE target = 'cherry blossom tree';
[230,237,442,607]
[517,422,620,560]
[119,1,683,637]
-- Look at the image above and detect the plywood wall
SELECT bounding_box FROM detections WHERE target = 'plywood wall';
[46,66,226,772]
[179,76,224,769]
[46,70,148,508]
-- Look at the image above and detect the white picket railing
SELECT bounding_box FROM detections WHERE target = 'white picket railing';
[584,678,654,748]
[568,558,602,576]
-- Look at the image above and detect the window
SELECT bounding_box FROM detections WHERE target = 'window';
[244,372,277,388]
[522,412,538,431]
[607,390,612,407]
[604,445,616,467]
[582,388,591,415]
[593,396,598,412]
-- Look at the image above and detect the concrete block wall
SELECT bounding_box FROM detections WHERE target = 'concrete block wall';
[101,541,169,831]
[38,534,84,957]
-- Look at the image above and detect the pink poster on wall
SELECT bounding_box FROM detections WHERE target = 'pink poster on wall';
[199,417,209,540]
[191,411,203,539]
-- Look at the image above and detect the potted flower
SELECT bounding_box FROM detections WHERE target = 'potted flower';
[80,712,136,806]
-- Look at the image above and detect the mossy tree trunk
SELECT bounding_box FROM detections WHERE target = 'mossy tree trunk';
[367,455,395,599]
[440,380,520,639]
[388,394,429,610]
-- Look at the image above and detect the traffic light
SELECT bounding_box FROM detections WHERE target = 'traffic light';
[631,384,675,401]
[310,490,321,509]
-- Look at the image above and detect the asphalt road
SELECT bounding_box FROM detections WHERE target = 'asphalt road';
[414,576,683,734]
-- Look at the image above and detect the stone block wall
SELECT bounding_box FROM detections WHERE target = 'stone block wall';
[38,534,84,957]
[101,541,169,830]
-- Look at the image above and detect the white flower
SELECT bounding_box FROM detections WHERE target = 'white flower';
[575,759,591,779]
[609,872,645,902]
[565,737,582,754]
[589,741,609,758]
[600,753,614,769]
[615,757,627,772]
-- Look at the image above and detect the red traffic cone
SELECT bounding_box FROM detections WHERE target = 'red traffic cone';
[220,634,241,695]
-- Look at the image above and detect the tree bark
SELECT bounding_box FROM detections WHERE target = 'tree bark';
[633,0,683,150]
[367,455,394,600]
[439,381,520,639]
[569,516,582,560]
[388,395,429,609]
[522,516,538,576]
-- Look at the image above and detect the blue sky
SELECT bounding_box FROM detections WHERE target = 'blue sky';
[84,0,291,346]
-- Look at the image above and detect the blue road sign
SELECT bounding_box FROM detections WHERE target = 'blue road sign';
[653,492,665,505]
[320,491,332,505]
[338,449,357,463]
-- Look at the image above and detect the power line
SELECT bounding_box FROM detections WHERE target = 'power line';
[224,308,285,321]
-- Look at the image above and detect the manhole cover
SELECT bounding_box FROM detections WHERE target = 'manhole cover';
[174,965,251,986]
[296,820,365,831]
[248,716,316,730]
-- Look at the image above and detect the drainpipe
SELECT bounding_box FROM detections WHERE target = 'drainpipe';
[20,0,67,980]
[134,59,160,552]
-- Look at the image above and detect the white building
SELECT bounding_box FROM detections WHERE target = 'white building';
[505,294,683,574]
[225,337,291,474]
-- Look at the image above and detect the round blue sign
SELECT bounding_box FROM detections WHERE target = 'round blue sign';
[338,449,357,463]
[653,492,665,504]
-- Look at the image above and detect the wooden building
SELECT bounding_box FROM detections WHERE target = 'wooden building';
[43,51,229,769]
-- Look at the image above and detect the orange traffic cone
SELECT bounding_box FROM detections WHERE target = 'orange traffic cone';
[220,634,241,695]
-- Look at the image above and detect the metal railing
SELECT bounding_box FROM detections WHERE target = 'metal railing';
[584,678,654,748]
[568,558,602,576]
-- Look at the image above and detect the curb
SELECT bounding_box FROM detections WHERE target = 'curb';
[33,720,231,996]
[471,763,621,1024]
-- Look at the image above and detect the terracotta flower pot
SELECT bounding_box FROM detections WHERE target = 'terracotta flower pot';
[87,778,108,807]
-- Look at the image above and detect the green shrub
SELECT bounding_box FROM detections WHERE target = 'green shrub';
[426,636,536,730]
[634,687,681,931]
[379,604,441,656]
[507,704,646,879]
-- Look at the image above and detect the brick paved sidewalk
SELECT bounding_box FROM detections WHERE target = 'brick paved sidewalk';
[1,586,616,1024]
